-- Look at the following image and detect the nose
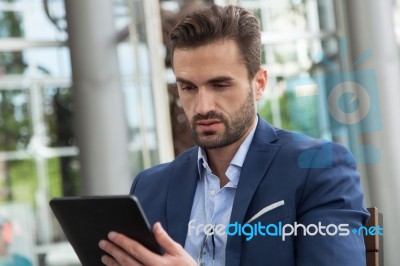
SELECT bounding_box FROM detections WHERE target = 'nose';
[195,88,215,115]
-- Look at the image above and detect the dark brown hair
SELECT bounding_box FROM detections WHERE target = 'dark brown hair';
[169,5,261,79]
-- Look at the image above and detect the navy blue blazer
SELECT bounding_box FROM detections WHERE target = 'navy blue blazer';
[130,117,369,266]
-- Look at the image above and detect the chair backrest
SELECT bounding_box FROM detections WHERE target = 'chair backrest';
[365,207,383,266]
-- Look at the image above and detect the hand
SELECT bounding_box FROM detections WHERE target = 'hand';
[99,222,197,266]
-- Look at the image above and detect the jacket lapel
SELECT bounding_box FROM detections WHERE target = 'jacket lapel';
[166,150,199,246]
[226,118,281,266]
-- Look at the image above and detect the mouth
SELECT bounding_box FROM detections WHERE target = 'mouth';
[196,119,221,125]
[195,119,222,131]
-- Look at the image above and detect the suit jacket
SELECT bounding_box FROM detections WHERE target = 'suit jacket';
[130,117,369,266]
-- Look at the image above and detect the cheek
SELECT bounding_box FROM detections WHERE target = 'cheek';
[178,91,198,108]
[177,97,193,117]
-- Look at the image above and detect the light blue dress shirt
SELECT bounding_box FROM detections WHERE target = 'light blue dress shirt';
[184,117,258,265]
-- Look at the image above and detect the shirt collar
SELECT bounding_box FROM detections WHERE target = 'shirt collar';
[197,116,258,178]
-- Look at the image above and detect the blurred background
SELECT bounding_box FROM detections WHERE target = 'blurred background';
[0,0,399,265]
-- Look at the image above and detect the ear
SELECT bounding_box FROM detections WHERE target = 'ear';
[254,68,267,101]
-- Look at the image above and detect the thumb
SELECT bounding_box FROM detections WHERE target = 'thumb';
[153,222,182,255]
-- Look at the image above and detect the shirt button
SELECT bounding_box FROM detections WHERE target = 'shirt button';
[210,189,216,196]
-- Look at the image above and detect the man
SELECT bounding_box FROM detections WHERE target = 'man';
[100,5,369,266]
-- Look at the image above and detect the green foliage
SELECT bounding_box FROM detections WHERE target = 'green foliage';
[0,91,32,151]
[259,92,298,131]
[0,3,26,74]
[0,8,23,37]
[258,90,320,138]
[5,160,37,203]
[0,158,64,205]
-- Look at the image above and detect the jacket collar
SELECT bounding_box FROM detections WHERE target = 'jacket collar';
[166,148,199,245]
[226,117,281,265]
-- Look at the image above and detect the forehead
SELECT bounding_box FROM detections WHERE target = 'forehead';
[172,40,248,82]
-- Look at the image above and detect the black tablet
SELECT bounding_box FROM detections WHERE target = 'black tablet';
[49,195,161,266]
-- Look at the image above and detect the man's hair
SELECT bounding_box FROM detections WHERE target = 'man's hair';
[169,5,261,79]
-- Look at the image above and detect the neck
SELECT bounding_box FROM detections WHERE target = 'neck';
[205,118,256,187]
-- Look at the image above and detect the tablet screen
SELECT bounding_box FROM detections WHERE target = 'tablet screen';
[50,195,161,266]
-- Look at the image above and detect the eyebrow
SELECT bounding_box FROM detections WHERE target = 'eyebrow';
[175,77,195,85]
[175,76,235,85]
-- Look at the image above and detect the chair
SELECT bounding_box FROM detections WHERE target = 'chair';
[365,207,383,266]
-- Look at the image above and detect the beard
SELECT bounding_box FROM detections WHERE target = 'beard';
[190,88,256,149]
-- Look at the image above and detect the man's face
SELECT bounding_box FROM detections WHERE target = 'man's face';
[173,40,266,149]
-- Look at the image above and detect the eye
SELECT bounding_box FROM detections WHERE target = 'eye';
[180,84,196,91]
[213,82,230,89]
[177,81,196,91]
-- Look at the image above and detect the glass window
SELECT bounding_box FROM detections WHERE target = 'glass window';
[0,1,76,263]
[239,0,337,140]
[0,159,36,202]
[0,89,31,151]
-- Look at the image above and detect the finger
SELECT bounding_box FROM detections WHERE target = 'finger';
[153,222,183,255]
[101,254,120,266]
[107,232,160,265]
[101,254,143,266]
[99,239,143,266]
